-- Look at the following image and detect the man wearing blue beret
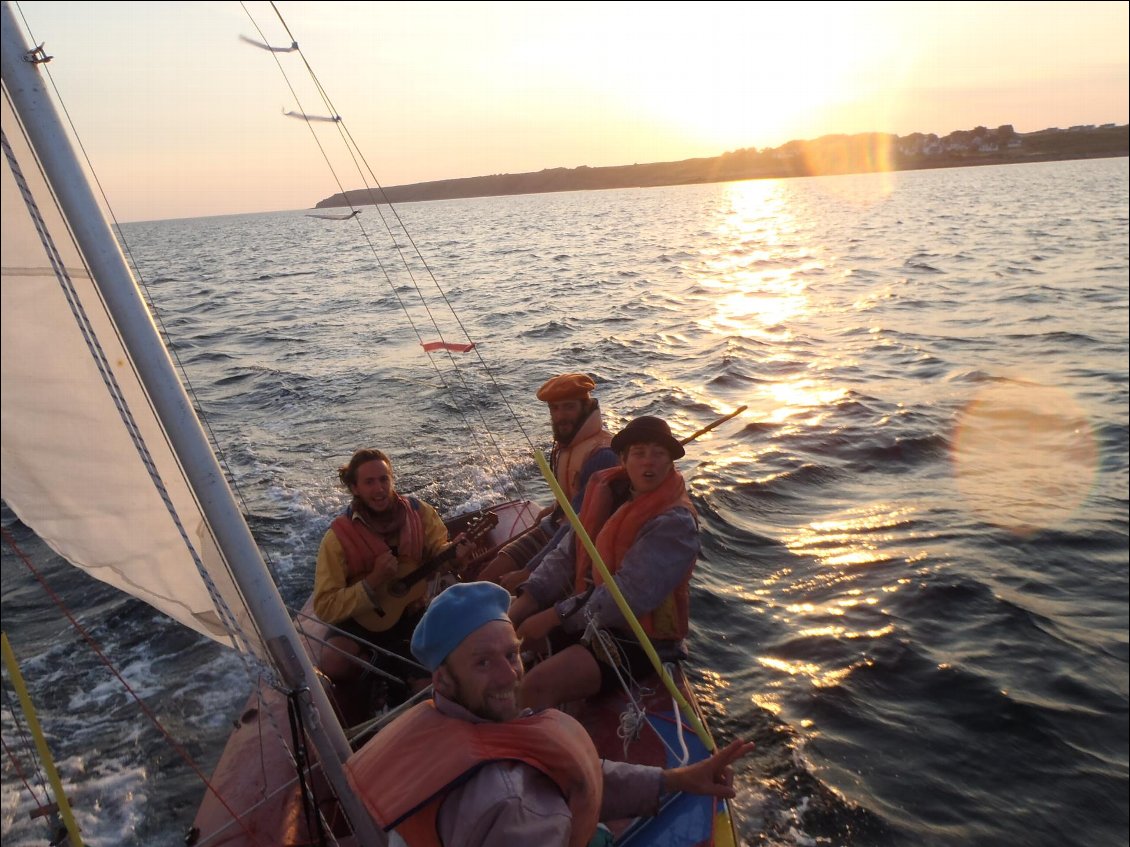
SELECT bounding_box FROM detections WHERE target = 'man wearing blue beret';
[345,581,752,847]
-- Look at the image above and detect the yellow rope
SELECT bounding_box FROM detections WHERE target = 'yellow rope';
[1,631,84,847]
[533,450,715,753]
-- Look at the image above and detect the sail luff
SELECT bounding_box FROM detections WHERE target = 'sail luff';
[0,5,383,842]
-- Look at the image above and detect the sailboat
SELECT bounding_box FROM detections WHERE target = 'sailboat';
[0,2,395,842]
[1,4,740,845]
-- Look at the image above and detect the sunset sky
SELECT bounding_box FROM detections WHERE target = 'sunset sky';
[8,0,1128,221]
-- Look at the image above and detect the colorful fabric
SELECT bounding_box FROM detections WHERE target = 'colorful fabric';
[409,581,512,671]
[330,494,424,582]
[312,497,449,630]
[535,372,596,402]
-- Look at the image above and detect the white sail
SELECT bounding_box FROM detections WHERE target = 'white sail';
[1,8,386,841]
[1,92,263,653]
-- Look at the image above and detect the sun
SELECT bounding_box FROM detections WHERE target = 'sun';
[601,2,905,155]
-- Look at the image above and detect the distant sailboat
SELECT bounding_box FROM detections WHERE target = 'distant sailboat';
[307,209,361,220]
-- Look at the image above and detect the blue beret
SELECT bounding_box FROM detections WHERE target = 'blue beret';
[410,581,513,671]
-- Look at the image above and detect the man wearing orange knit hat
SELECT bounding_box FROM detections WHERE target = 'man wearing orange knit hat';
[477,373,618,589]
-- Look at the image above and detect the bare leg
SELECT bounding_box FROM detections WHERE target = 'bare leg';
[520,644,602,711]
[498,566,532,594]
[319,634,365,684]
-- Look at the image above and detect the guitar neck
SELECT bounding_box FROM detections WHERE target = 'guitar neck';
[390,512,497,593]
[392,544,458,594]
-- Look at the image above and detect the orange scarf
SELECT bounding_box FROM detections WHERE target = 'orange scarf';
[571,466,694,640]
[331,495,424,583]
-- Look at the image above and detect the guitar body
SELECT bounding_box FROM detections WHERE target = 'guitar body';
[364,567,430,632]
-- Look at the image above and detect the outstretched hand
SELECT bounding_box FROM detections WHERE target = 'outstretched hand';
[662,739,755,799]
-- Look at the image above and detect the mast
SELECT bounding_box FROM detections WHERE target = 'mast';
[0,4,383,843]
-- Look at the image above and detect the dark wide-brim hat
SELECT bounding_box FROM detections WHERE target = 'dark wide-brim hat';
[536,373,596,403]
[610,415,685,459]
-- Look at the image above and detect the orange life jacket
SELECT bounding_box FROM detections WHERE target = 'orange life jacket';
[330,496,423,583]
[345,701,603,847]
[552,408,613,503]
[573,466,695,641]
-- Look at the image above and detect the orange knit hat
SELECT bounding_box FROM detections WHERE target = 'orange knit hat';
[535,373,596,402]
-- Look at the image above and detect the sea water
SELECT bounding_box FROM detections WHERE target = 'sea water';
[2,158,1127,846]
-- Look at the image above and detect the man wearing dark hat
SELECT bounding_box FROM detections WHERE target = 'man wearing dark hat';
[345,581,752,847]
[477,372,618,589]
[510,415,699,712]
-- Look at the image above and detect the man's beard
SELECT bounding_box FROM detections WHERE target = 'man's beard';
[552,419,579,444]
[449,672,522,722]
[552,402,591,445]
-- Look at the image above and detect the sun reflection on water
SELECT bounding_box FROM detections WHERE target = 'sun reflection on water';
[686,179,930,714]
[745,506,915,708]
[785,507,917,578]
[763,379,850,425]
[693,180,823,341]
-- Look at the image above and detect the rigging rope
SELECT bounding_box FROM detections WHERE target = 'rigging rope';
[5,5,575,844]
[1,688,51,812]
[241,1,544,499]
[4,10,340,843]
[286,688,330,847]
[533,451,716,753]
[0,528,265,846]
[582,617,692,765]
[0,121,265,670]
[7,2,290,662]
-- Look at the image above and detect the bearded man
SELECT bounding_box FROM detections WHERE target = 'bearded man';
[345,581,753,847]
[478,373,618,589]
[312,448,465,714]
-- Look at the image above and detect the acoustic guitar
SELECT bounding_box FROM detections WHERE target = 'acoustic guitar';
[365,510,498,631]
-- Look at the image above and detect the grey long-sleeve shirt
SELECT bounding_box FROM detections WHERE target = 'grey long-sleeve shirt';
[522,507,699,639]
[422,695,663,847]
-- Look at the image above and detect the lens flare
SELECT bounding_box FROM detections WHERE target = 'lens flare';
[952,381,1099,535]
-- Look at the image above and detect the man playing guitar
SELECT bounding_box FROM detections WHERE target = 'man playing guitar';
[312,448,492,711]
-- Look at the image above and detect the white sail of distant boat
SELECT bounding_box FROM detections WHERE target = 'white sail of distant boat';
[0,4,385,843]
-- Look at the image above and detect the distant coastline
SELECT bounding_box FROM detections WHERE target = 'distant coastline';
[314,123,1129,208]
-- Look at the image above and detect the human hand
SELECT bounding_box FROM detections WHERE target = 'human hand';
[365,551,399,587]
[662,739,755,798]
[499,567,531,594]
[453,535,472,565]
[508,592,538,627]
[516,606,561,642]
